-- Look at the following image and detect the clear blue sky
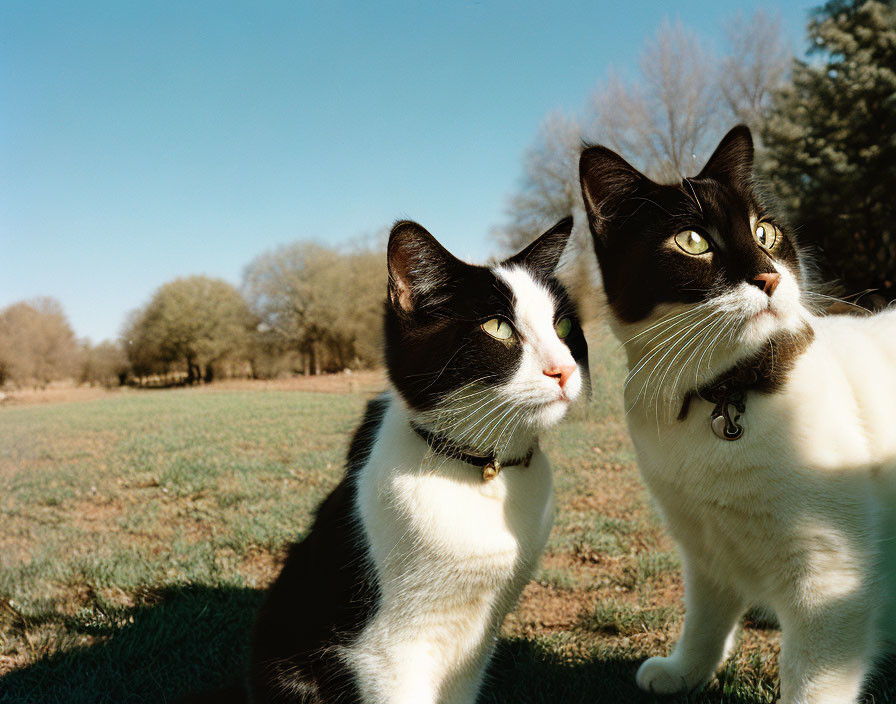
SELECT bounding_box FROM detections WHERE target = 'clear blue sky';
[2,1,816,343]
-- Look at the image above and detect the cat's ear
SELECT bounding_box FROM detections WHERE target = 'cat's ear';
[387,220,460,316]
[579,145,648,233]
[505,216,573,277]
[696,125,754,187]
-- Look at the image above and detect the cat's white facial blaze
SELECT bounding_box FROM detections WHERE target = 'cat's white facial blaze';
[494,265,583,428]
[713,259,806,351]
[409,265,583,461]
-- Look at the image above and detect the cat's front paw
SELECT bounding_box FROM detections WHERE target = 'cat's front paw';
[636,656,696,694]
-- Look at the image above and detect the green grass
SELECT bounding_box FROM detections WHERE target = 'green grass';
[0,336,893,703]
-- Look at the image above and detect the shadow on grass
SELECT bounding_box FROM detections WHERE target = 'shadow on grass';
[0,585,261,704]
[485,641,893,704]
[1,584,893,704]
[482,638,771,704]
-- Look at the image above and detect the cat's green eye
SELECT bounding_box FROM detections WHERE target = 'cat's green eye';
[555,317,572,339]
[481,318,514,341]
[754,221,780,250]
[674,230,710,256]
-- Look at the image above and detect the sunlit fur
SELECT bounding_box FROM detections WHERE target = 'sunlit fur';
[626,305,896,704]
[581,126,896,704]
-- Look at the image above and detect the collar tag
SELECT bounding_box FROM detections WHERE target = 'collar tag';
[710,392,745,441]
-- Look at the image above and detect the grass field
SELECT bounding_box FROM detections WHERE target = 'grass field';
[1,335,893,703]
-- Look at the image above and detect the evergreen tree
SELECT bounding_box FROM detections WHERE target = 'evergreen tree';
[762,0,896,302]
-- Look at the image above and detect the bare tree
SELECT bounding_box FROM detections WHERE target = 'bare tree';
[492,112,584,253]
[719,10,791,130]
[495,12,791,254]
[588,18,725,182]
[243,241,385,375]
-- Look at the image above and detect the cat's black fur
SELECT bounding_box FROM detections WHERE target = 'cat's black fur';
[579,125,803,325]
[579,125,810,397]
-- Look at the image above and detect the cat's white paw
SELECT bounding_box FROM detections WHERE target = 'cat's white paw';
[635,656,694,694]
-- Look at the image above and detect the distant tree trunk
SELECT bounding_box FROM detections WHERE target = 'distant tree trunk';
[336,339,352,370]
[187,359,200,385]
[313,340,321,376]
[204,363,215,384]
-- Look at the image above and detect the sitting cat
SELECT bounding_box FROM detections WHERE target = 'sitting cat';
[248,217,589,703]
[578,125,896,703]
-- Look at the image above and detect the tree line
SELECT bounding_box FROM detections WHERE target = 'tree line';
[0,240,385,390]
[496,0,896,310]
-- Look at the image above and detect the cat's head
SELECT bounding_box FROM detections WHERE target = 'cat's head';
[384,217,589,455]
[579,126,810,403]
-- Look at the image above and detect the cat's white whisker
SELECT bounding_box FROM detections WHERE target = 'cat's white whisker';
[648,316,729,413]
[618,305,706,348]
[465,400,520,451]
[665,316,727,417]
[693,315,736,390]
[627,312,716,409]
[648,315,721,422]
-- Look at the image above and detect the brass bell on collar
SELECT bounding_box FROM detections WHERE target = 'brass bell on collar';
[482,460,501,482]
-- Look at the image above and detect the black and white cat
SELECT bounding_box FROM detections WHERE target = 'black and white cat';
[248,218,589,703]
[579,126,896,703]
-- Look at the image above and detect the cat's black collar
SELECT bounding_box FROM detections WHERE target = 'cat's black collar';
[677,326,815,441]
[410,423,535,482]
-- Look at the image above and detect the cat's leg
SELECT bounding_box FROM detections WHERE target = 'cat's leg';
[636,563,745,694]
[440,669,487,704]
[776,593,878,704]
[354,639,442,704]
[438,642,495,704]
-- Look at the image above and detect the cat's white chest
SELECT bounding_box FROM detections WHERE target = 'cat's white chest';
[348,401,554,703]
[358,425,554,597]
[626,311,896,622]
[381,463,550,573]
[629,312,896,484]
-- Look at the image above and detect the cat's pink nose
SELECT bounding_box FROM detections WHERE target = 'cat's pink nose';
[751,272,780,297]
[544,364,576,389]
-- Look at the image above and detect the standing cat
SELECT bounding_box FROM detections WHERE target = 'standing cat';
[248,217,588,703]
[578,125,896,703]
